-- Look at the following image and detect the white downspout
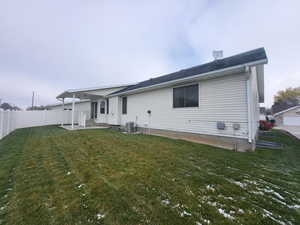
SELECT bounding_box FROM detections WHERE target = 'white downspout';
[71,94,75,130]
[246,79,252,143]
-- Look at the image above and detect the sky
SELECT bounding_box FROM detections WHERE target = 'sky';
[0,0,299,109]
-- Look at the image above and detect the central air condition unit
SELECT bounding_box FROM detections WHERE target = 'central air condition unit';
[125,122,136,133]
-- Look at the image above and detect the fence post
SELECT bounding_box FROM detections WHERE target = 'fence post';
[7,110,10,135]
[0,110,3,139]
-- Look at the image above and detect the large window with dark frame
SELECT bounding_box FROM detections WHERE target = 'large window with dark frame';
[122,97,127,114]
[173,84,199,108]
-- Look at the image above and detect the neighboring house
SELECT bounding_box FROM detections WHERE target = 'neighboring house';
[57,48,268,151]
[273,105,300,126]
[47,100,91,114]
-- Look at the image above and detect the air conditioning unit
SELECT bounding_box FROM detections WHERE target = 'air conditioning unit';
[125,122,137,133]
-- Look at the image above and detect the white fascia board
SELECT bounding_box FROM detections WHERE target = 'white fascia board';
[66,83,135,93]
[56,83,136,99]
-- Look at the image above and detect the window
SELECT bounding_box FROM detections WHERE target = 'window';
[100,101,105,114]
[173,84,199,108]
[122,97,127,114]
[106,99,109,114]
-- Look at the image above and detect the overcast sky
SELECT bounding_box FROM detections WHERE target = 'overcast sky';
[0,0,299,109]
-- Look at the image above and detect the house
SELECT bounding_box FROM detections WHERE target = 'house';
[273,105,300,126]
[56,48,268,151]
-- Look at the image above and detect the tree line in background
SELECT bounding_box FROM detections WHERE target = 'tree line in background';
[271,87,300,114]
[0,102,21,111]
[0,102,49,111]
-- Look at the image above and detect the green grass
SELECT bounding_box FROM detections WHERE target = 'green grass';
[0,126,299,225]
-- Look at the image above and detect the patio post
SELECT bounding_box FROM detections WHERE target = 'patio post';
[61,98,65,127]
[71,94,75,130]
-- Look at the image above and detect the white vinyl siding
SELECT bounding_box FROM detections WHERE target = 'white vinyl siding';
[120,73,249,138]
[106,96,121,125]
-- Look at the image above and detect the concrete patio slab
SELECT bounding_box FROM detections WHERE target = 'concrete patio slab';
[61,125,109,131]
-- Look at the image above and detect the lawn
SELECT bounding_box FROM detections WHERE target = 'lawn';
[0,126,299,225]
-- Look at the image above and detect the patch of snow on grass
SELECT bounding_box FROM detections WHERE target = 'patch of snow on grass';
[207,201,217,207]
[206,184,215,192]
[217,194,234,201]
[218,208,235,220]
[96,213,105,220]
[261,187,285,200]
[251,191,264,195]
[232,181,247,189]
[238,209,245,214]
[262,209,286,225]
[66,171,71,175]
[78,184,85,189]
[172,203,180,208]
[288,204,300,209]
[203,219,211,224]
[180,210,192,217]
[245,180,258,185]
[161,199,170,205]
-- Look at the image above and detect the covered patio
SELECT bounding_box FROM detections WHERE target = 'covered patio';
[56,89,105,130]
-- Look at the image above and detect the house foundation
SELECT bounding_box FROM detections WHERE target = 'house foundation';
[138,128,254,152]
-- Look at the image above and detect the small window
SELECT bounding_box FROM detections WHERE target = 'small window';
[106,99,109,114]
[122,97,127,114]
[100,101,105,114]
[173,84,199,108]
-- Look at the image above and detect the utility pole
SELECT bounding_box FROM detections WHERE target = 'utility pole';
[31,91,35,109]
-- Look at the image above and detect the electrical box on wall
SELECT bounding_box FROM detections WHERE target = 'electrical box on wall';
[233,123,240,130]
[217,121,226,130]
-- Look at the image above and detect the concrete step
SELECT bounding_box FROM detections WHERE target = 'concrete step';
[86,119,97,126]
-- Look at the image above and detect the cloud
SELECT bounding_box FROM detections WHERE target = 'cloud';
[0,0,299,108]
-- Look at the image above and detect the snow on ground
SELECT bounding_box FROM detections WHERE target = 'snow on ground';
[259,187,285,200]
[77,184,85,188]
[217,208,235,220]
[96,213,105,220]
[180,210,192,217]
[206,184,215,192]
[231,181,247,189]
[262,209,287,225]
[161,199,170,205]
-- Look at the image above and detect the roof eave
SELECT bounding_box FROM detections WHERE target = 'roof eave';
[110,58,267,97]
[273,105,300,117]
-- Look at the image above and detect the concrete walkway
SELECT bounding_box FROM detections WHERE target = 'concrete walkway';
[61,125,109,131]
[275,126,300,139]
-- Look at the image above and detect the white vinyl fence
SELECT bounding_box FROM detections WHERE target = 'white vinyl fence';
[0,109,82,140]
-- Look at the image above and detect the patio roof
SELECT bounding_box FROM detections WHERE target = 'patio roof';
[57,91,104,100]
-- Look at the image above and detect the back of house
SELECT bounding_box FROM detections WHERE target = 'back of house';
[57,48,268,151]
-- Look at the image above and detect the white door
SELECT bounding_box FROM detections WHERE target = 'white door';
[98,100,107,123]
[283,116,300,126]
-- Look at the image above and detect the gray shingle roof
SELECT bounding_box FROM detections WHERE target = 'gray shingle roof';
[111,48,267,96]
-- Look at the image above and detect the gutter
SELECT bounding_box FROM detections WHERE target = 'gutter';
[109,59,268,97]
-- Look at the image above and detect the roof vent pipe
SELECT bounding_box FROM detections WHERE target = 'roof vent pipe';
[213,50,223,60]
